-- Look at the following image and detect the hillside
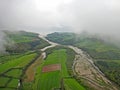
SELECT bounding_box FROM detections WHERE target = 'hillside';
[0,31,120,90]
[0,31,50,90]
[4,31,50,54]
[46,32,120,87]
[0,31,86,90]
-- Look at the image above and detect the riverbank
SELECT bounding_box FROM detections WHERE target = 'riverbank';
[42,35,118,90]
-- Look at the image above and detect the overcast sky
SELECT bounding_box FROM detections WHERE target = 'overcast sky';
[0,0,120,37]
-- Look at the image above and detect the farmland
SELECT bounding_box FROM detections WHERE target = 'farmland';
[0,31,50,90]
[1,31,120,90]
[32,48,85,90]
[64,78,85,90]
[46,32,120,89]
[0,53,37,90]
[5,30,50,53]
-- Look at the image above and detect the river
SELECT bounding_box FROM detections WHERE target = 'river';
[39,35,118,90]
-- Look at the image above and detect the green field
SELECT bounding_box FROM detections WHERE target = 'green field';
[0,54,24,63]
[37,71,60,90]
[0,53,37,89]
[31,49,85,90]
[46,32,120,87]
[5,69,22,78]
[7,79,19,88]
[2,31,120,89]
[64,79,85,90]
[0,31,51,89]
[0,53,37,73]
[46,32,120,60]
[0,77,10,87]
[5,31,39,43]
[5,30,50,53]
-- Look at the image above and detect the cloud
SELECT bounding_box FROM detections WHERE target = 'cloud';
[59,0,120,33]
[0,0,120,41]
[0,31,9,54]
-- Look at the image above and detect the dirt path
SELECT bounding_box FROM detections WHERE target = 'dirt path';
[69,46,118,90]
[24,53,44,82]
[42,64,61,73]
[24,35,58,82]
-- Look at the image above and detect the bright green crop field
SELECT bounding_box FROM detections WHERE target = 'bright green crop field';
[0,53,37,73]
[0,53,37,90]
[31,49,85,90]
[64,78,85,90]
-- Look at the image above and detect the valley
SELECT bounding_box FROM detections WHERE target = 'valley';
[0,31,120,90]
[69,46,118,90]
[1,0,120,90]
[46,32,120,89]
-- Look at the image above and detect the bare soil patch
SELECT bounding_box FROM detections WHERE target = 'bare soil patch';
[42,64,61,73]
[24,54,44,82]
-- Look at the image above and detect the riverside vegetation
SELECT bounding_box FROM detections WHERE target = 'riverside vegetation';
[46,32,120,88]
[0,31,120,90]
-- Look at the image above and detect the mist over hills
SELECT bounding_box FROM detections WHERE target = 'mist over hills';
[0,30,120,89]
[0,0,120,38]
[0,30,120,54]
[0,0,120,53]
[0,0,120,89]
[46,32,120,86]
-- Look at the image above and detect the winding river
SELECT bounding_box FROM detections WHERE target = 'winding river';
[39,35,118,90]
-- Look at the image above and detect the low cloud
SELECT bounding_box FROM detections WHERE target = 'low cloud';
[0,0,120,48]
[0,31,8,54]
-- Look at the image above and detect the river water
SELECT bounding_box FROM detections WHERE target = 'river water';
[39,35,118,90]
